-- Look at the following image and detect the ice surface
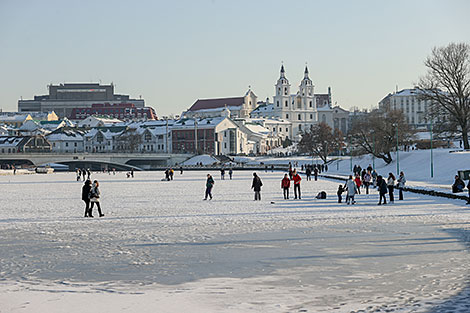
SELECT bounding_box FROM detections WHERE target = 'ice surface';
[0,171,469,312]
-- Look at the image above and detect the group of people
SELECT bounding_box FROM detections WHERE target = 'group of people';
[220,168,233,180]
[76,168,91,181]
[81,179,104,217]
[338,169,406,205]
[281,169,302,199]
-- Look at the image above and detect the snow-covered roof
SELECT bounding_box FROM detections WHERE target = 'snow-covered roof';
[0,136,27,147]
[19,120,40,131]
[244,123,270,136]
[84,128,124,139]
[47,129,84,141]
[252,102,274,113]
[244,117,290,125]
[173,117,227,129]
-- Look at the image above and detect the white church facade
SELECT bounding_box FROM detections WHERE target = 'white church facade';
[182,64,349,144]
[251,65,349,141]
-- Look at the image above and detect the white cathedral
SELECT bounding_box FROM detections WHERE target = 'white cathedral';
[183,64,349,143]
[251,64,349,141]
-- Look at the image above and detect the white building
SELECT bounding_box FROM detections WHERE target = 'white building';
[84,126,126,153]
[183,89,258,119]
[378,88,447,127]
[46,129,85,153]
[250,65,349,140]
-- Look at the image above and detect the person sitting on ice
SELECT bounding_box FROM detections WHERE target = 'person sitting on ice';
[452,175,465,193]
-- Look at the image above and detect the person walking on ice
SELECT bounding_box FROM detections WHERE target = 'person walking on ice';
[81,179,92,217]
[345,175,357,204]
[397,171,406,200]
[281,174,291,199]
[292,169,302,199]
[387,172,396,202]
[89,180,104,217]
[204,174,215,200]
[377,175,388,205]
[252,172,263,201]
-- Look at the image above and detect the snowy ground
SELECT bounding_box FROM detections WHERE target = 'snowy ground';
[1,171,470,312]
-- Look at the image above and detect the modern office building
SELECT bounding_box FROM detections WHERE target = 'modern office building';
[18,83,146,119]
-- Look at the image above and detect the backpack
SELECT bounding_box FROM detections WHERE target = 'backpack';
[316,191,327,199]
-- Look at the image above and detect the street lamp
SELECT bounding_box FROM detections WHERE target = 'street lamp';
[430,119,434,178]
[393,123,399,176]
[348,135,352,173]
[371,130,376,170]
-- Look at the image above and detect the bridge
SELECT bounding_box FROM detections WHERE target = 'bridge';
[0,153,191,171]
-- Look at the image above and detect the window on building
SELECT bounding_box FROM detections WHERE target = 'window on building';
[309,101,312,107]
[285,100,288,107]
[298,114,301,120]
[310,114,313,119]
[277,100,279,107]
[286,128,288,132]
[299,125,302,130]
[286,113,289,119]
[284,87,287,95]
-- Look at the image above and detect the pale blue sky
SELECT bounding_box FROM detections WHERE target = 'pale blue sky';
[0,0,469,116]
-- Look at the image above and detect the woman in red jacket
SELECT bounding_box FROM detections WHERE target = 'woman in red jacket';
[281,174,291,199]
[354,174,362,194]
[292,169,302,199]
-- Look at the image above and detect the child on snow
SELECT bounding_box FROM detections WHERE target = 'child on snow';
[337,184,345,203]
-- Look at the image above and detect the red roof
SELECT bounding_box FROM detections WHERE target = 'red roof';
[188,97,245,111]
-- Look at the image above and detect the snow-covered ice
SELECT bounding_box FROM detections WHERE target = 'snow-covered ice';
[0,170,470,312]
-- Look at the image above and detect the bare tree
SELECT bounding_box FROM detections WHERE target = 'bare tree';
[116,129,142,152]
[418,42,470,149]
[349,109,414,164]
[298,122,340,164]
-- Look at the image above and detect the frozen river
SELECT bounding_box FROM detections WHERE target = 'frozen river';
[0,171,469,312]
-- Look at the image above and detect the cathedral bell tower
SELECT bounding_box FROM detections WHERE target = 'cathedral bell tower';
[299,65,315,110]
[274,64,291,116]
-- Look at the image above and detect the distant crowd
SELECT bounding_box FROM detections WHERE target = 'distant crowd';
[78,161,470,218]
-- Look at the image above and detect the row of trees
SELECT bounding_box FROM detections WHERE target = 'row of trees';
[298,109,414,165]
[298,42,470,163]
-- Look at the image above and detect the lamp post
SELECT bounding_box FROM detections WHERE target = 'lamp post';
[348,135,352,173]
[371,131,375,170]
[393,123,399,176]
[430,119,434,178]
[194,117,198,155]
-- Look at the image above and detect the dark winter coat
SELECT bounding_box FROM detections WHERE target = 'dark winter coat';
[378,179,388,194]
[206,176,215,188]
[252,177,263,191]
[82,183,92,201]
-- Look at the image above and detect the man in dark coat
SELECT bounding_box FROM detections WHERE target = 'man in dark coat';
[81,180,92,217]
[377,175,388,205]
[305,167,312,181]
[204,174,215,200]
[252,172,263,201]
